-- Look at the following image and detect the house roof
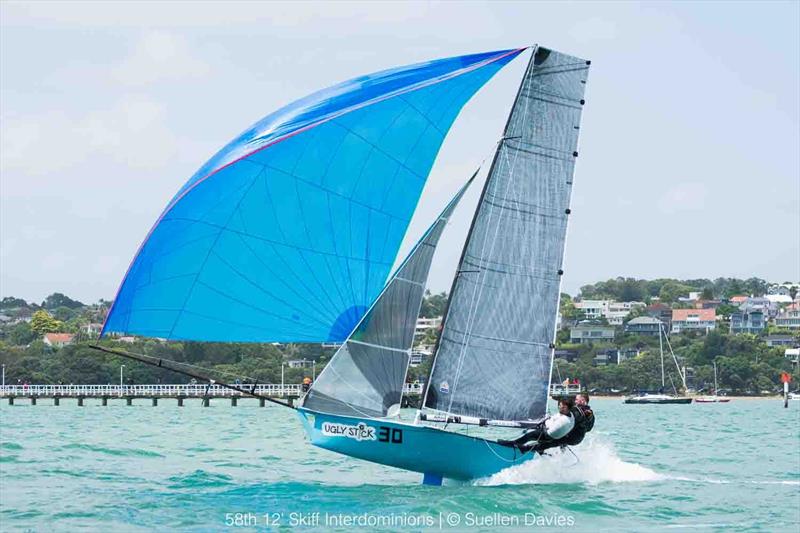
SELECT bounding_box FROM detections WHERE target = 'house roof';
[44,333,74,343]
[672,308,716,321]
[729,295,748,303]
[627,316,662,325]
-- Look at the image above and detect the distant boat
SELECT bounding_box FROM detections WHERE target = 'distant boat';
[623,323,692,405]
[624,393,692,405]
[695,361,731,403]
[789,392,800,401]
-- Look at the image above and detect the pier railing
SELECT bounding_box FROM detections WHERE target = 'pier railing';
[549,383,584,397]
[0,382,424,398]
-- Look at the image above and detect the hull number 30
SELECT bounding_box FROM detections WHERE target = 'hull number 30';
[378,426,403,444]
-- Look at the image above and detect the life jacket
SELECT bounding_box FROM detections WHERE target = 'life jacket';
[574,404,594,433]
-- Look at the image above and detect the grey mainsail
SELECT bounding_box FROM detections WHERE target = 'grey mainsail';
[301,175,475,418]
[424,47,590,422]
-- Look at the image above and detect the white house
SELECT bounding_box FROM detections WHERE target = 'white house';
[671,309,716,334]
[775,304,800,330]
[43,333,75,347]
[415,316,442,336]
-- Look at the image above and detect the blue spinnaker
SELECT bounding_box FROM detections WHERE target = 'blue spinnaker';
[103,48,524,342]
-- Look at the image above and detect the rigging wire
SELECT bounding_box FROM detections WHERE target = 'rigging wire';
[88,344,295,409]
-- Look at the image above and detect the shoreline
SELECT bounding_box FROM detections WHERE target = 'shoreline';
[591,395,788,401]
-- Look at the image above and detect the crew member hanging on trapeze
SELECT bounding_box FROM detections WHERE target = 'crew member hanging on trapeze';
[498,393,595,454]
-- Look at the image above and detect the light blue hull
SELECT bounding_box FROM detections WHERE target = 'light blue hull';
[297,408,535,482]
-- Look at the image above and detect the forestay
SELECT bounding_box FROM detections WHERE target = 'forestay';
[101,49,523,343]
[302,176,475,418]
[424,48,590,422]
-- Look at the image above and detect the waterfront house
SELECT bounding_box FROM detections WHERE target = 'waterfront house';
[624,316,663,336]
[768,283,799,297]
[574,299,643,325]
[730,309,766,334]
[740,297,778,318]
[645,303,672,328]
[42,333,75,347]
[617,348,641,363]
[554,349,580,363]
[606,301,645,325]
[574,299,609,320]
[775,304,800,330]
[765,335,798,348]
[785,348,800,364]
[592,348,640,365]
[671,308,716,334]
[593,349,616,366]
[694,299,722,309]
[570,323,615,344]
[409,351,426,367]
[415,316,442,337]
[83,323,103,335]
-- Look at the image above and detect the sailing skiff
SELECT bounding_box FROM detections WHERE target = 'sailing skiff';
[98,46,590,484]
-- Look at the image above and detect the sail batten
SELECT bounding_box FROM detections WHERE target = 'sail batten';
[424,48,589,422]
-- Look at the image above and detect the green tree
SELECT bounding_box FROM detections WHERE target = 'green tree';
[30,310,64,335]
[419,291,448,318]
[52,306,77,322]
[41,292,84,310]
[0,297,28,310]
[7,322,37,345]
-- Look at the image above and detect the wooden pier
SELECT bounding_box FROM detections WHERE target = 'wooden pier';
[0,383,425,407]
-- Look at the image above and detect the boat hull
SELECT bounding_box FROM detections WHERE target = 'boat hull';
[623,397,693,404]
[695,397,731,403]
[297,408,535,481]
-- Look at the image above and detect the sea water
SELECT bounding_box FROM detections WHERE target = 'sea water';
[1,398,798,531]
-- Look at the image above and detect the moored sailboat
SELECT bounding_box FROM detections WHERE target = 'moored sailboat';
[695,361,731,403]
[624,324,692,405]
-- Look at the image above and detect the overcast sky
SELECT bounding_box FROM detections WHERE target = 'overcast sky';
[1,1,798,305]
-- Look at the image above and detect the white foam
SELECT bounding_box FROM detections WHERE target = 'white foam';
[477,435,664,486]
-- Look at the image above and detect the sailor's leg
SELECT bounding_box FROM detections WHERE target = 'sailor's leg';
[531,437,566,455]
[498,425,546,448]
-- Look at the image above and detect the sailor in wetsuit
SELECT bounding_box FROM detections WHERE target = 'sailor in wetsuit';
[499,393,595,454]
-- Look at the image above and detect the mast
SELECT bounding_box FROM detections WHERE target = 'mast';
[713,360,718,394]
[659,323,666,389]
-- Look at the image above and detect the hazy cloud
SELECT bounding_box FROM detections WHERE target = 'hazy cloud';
[657,182,709,214]
[112,31,210,86]
[1,95,178,176]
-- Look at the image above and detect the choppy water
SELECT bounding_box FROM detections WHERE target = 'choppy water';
[1,398,798,531]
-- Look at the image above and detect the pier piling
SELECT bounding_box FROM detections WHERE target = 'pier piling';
[30,397,36,405]
[152,398,158,407]
[54,397,60,406]
[202,397,210,407]
[259,398,265,407]
[177,397,184,407]
[8,397,13,405]
[101,397,108,406]
[231,397,237,407]
[126,397,133,406]
[77,397,84,406]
